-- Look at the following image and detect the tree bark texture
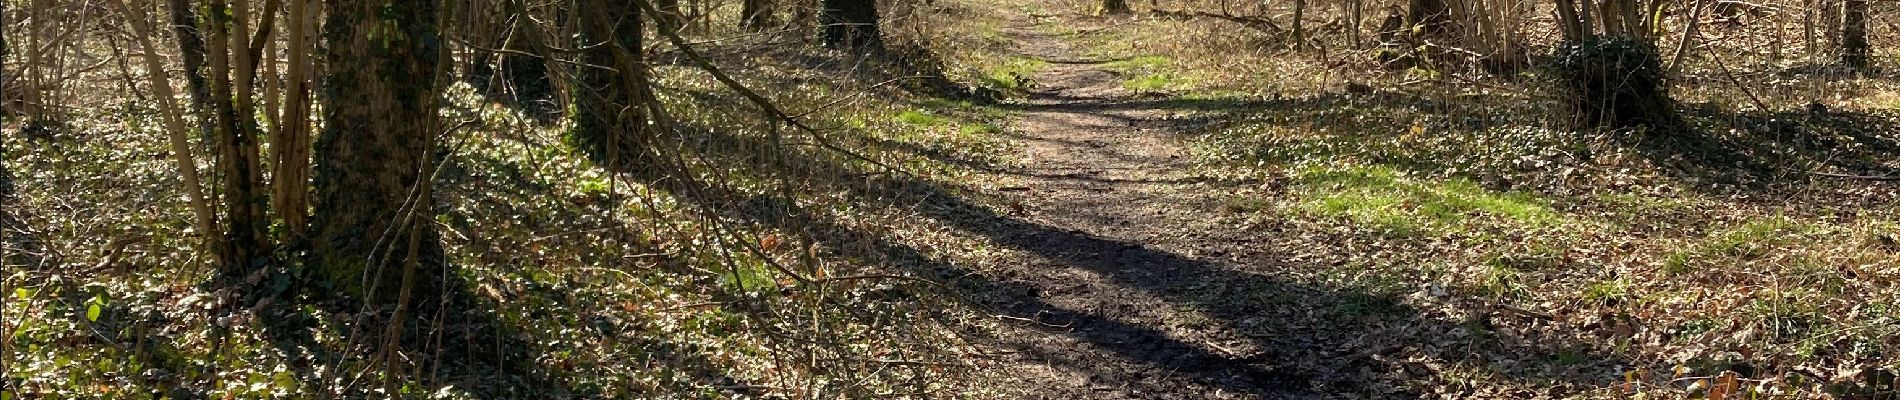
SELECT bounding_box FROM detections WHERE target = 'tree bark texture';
[312,0,446,305]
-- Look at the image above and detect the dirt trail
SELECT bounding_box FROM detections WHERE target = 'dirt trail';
[955,13,1636,397]
[972,20,1322,400]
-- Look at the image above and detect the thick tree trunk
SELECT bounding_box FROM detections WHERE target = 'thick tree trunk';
[656,0,683,31]
[570,0,650,169]
[741,0,776,30]
[820,0,880,50]
[499,10,555,110]
[312,0,445,305]
[1101,0,1129,14]
[1841,0,1869,70]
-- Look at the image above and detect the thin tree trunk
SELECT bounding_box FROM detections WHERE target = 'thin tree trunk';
[1669,0,1707,74]
[167,0,214,143]
[1291,0,1306,46]
[108,0,220,263]
[205,0,269,274]
[272,0,315,238]
[1348,0,1362,48]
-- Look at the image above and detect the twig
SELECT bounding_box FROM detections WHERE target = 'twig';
[1494,302,1555,320]
[1711,52,1772,111]
[993,313,1072,328]
[1813,171,1900,181]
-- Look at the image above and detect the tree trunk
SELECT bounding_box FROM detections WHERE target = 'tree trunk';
[168,0,214,145]
[820,0,880,50]
[569,0,651,168]
[1841,0,1868,70]
[741,0,776,30]
[1550,0,1679,131]
[312,0,445,305]
[1101,0,1129,14]
[203,0,269,273]
[656,0,683,31]
[1407,0,1451,38]
[271,0,315,238]
[1291,0,1306,45]
[109,0,220,260]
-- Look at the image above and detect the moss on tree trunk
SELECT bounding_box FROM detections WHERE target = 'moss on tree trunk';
[311,0,445,306]
[1550,37,1679,131]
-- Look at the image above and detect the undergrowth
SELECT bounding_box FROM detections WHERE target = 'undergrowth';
[2,6,1022,398]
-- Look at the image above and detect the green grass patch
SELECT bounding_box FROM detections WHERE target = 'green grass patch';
[893,109,1001,137]
[979,57,1048,93]
[1662,218,1804,275]
[1102,55,1181,92]
[1101,55,1170,72]
[1289,165,1563,236]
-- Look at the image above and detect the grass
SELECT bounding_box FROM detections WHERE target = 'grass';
[1042,5,1900,396]
[1289,165,1562,236]
[1100,55,1181,92]
[978,57,1048,93]
[1662,217,1801,275]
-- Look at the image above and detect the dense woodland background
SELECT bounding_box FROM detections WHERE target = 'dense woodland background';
[1,0,1898,398]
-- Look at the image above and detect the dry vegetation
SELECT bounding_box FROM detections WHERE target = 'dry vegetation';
[3,0,1899,398]
[1032,0,1900,397]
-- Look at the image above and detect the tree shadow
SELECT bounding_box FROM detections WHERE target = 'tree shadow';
[219,143,770,398]
[1035,86,1900,199]
[1666,103,1900,186]
[609,118,1635,397]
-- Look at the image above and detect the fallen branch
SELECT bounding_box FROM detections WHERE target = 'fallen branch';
[1813,171,1900,181]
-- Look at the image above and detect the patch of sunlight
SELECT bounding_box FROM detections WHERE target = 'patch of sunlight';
[1102,55,1170,72]
[1291,165,1563,236]
[1102,55,1180,92]
[894,110,999,137]
[1124,74,1177,92]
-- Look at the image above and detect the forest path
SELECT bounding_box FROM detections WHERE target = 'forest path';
[970,14,1325,400]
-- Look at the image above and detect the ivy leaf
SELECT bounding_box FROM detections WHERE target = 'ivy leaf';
[85,293,106,322]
